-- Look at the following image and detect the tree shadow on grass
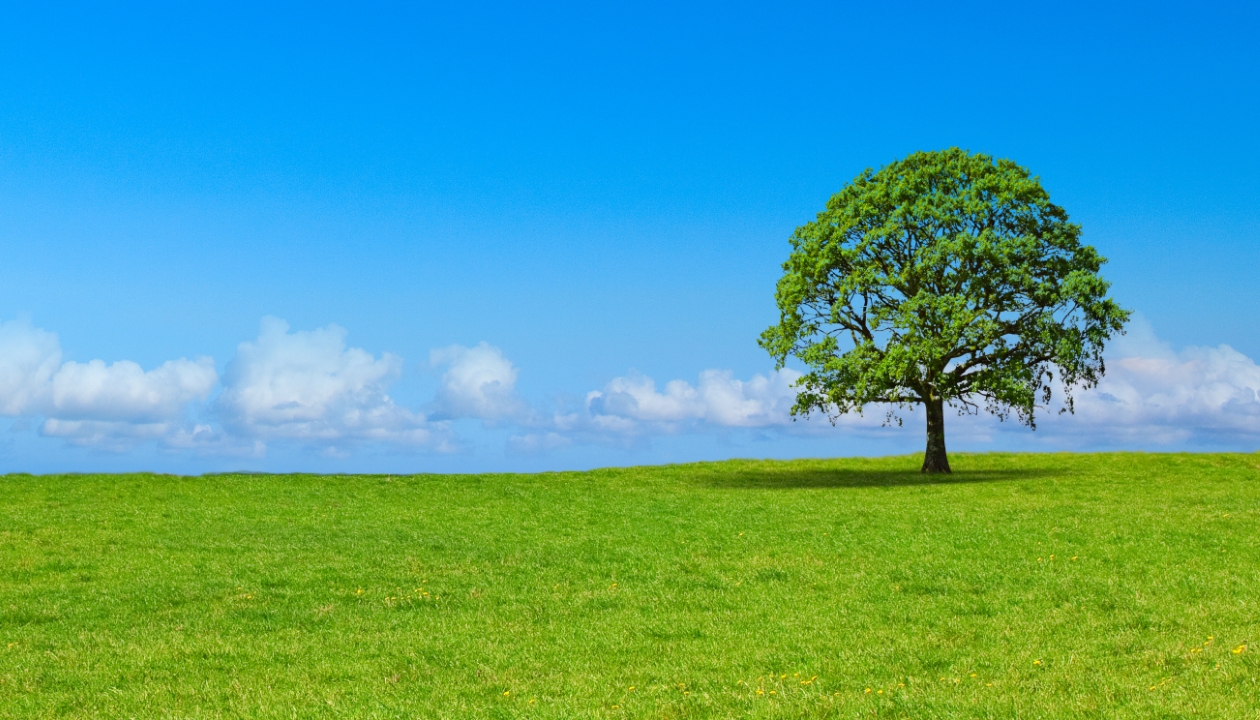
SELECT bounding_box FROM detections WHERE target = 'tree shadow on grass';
[704,467,1064,490]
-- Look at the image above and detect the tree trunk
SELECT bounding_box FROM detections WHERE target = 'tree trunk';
[921,396,951,474]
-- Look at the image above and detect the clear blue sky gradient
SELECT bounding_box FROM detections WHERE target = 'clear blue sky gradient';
[1,2,1257,472]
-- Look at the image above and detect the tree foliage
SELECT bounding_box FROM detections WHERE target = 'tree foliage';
[759,148,1129,471]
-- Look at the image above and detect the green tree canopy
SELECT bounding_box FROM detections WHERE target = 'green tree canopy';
[760,149,1129,472]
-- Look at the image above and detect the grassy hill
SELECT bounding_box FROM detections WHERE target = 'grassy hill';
[1,453,1258,718]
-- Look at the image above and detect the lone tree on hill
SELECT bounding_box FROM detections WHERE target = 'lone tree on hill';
[760,148,1129,473]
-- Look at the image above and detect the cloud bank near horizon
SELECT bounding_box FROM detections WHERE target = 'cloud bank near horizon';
[0,319,218,451]
[0,315,1256,459]
[212,317,447,455]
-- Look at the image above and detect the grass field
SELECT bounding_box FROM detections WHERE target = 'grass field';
[1,453,1258,718]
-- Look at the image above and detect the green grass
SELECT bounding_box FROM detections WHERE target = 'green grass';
[1,453,1258,718]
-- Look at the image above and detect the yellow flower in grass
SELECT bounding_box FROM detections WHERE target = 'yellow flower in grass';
[1233,644,1246,654]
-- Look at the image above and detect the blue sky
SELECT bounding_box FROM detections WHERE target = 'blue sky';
[1,1,1257,473]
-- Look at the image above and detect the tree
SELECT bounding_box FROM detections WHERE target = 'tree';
[759,148,1129,473]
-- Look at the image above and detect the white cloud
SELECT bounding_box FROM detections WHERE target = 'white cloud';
[577,367,805,438]
[1036,317,1260,445]
[6,312,1259,458]
[506,431,572,454]
[162,423,263,454]
[40,419,171,450]
[429,342,524,422]
[0,318,217,449]
[0,319,61,415]
[564,317,1260,451]
[50,358,217,422]
[217,317,447,449]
